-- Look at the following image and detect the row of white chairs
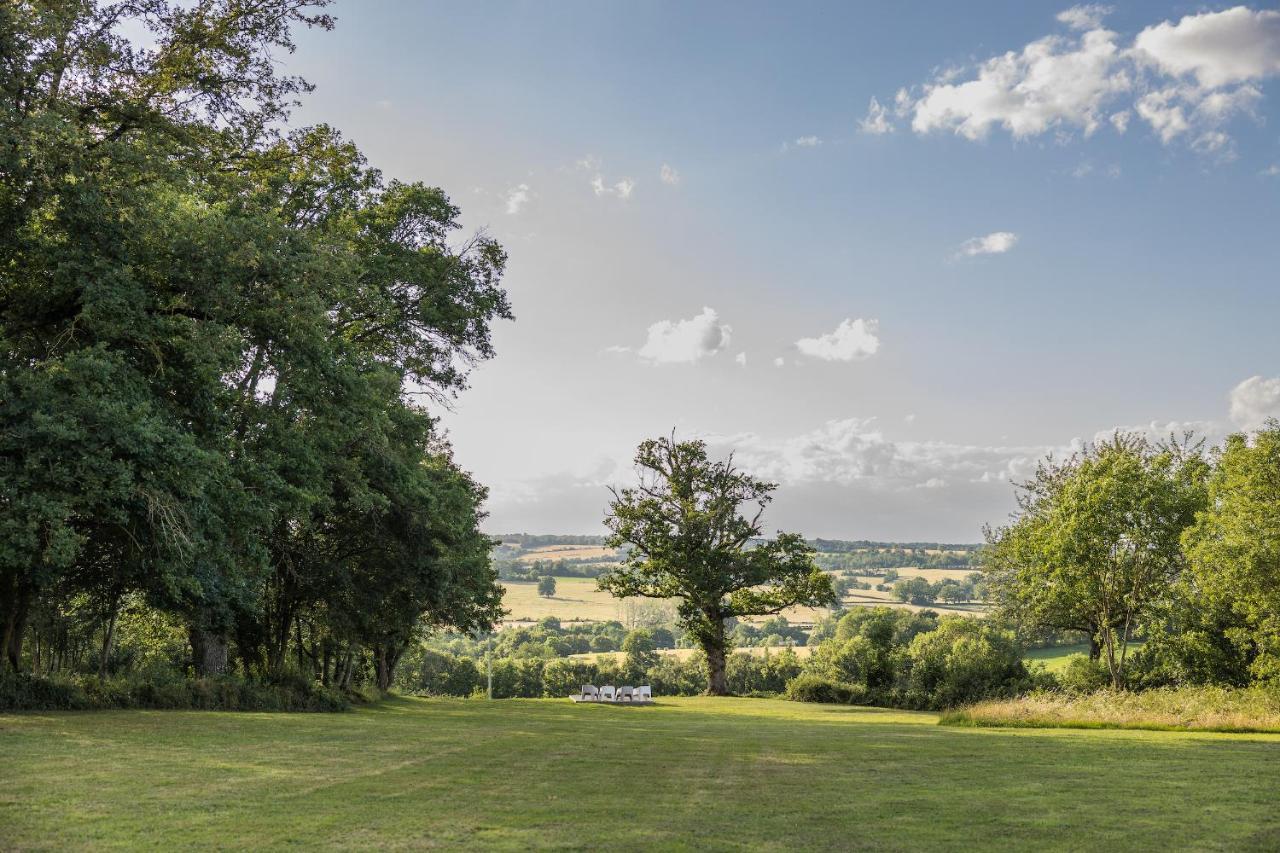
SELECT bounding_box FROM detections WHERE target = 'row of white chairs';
[571,684,652,703]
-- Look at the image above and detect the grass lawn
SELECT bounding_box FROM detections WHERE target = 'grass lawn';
[4,697,1280,850]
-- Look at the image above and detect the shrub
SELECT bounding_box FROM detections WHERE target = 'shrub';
[1057,654,1109,694]
[904,618,1029,709]
[785,674,869,705]
[0,671,349,712]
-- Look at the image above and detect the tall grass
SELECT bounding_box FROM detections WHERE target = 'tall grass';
[940,686,1280,734]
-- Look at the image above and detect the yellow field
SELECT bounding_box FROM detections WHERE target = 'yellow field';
[501,568,988,627]
[569,645,817,662]
[514,544,619,563]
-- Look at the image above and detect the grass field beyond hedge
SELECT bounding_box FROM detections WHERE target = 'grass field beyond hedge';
[4,697,1280,850]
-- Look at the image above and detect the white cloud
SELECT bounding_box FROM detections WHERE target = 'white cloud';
[660,163,681,186]
[910,26,1126,140]
[1262,164,1280,177]
[591,174,635,199]
[631,307,732,364]
[1057,5,1112,32]
[957,231,1018,257]
[859,97,894,134]
[783,136,823,151]
[1132,7,1280,89]
[882,6,1280,157]
[735,352,747,367]
[774,357,786,368]
[709,418,1053,491]
[795,318,881,362]
[1229,375,1280,430]
[504,183,530,215]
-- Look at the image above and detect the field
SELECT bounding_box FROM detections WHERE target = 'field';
[515,544,618,563]
[1024,644,1093,673]
[501,569,985,627]
[5,697,1280,850]
[569,645,817,662]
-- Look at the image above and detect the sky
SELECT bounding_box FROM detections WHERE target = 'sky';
[281,2,1280,541]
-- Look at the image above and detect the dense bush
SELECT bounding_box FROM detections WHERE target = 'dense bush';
[788,608,1033,710]
[1056,655,1110,694]
[0,671,350,712]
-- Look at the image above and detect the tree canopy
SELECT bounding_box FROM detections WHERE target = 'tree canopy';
[600,436,833,694]
[1,1,510,692]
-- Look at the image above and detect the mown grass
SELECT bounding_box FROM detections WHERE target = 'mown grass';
[4,696,1280,850]
[941,686,1280,735]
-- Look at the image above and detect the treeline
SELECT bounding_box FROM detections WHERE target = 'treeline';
[815,550,980,571]
[1,2,509,705]
[495,535,610,548]
[495,557,619,582]
[809,539,982,554]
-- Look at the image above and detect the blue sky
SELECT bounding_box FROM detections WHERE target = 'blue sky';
[284,2,1280,540]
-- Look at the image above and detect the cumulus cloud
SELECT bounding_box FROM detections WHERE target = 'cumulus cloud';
[735,352,747,367]
[795,318,881,362]
[774,357,786,368]
[1229,375,1280,430]
[859,96,894,134]
[660,163,681,186]
[881,6,1280,157]
[910,25,1126,140]
[504,183,530,215]
[707,418,1053,492]
[956,231,1018,257]
[1132,7,1280,89]
[621,307,732,365]
[1057,4,1112,31]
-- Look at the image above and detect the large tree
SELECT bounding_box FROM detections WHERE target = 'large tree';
[1183,422,1280,683]
[1,2,511,688]
[983,433,1207,688]
[600,436,834,695]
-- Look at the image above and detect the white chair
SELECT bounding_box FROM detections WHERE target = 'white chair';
[599,685,616,702]
[578,685,599,702]
[635,685,652,702]
[617,686,634,702]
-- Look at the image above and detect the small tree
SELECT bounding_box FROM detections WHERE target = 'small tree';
[600,436,834,695]
[537,576,557,598]
[984,433,1207,688]
[622,629,659,678]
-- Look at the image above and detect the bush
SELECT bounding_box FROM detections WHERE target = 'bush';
[785,674,869,705]
[904,618,1030,709]
[1057,654,1109,694]
[0,671,350,712]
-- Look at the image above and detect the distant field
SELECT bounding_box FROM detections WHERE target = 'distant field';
[570,646,817,662]
[1025,644,1094,673]
[6,697,1280,849]
[514,544,618,563]
[501,570,987,626]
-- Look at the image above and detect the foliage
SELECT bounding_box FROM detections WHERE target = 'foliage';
[982,433,1208,688]
[0,1,510,695]
[941,685,1280,734]
[1183,423,1280,682]
[536,576,557,598]
[0,670,348,712]
[601,436,833,694]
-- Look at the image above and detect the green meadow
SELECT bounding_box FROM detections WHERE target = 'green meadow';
[4,697,1279,851]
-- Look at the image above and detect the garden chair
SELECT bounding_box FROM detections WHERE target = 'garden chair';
[635,686,652,702]
[578,685,599,702]
[599,685,616,702]
[617,686,634,702]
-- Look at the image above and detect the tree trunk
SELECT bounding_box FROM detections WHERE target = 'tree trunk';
[1088,633,1101,661]
[190,626,229,677]
[701,615,730,696]
[2,580,31,673]
[98,595,120,680]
